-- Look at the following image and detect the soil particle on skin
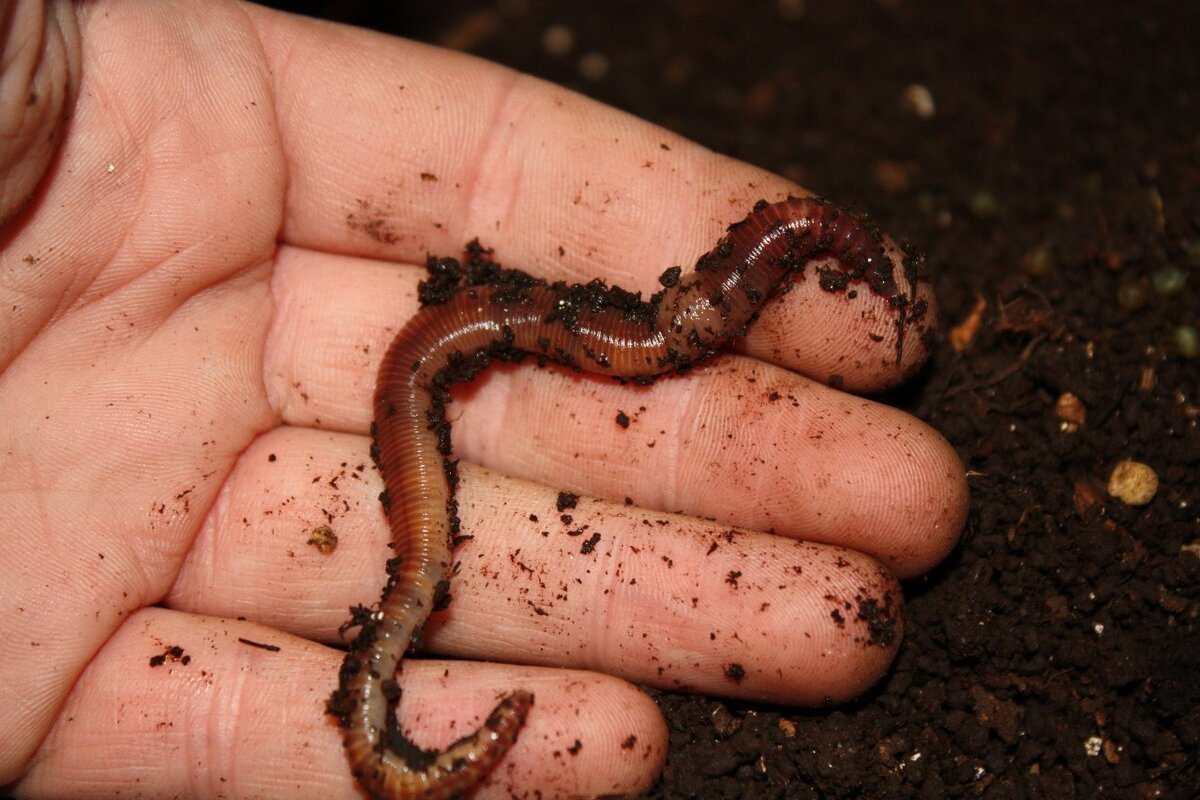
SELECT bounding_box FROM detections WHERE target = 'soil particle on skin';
[307,525,338,553]
[855,591,899,648]
[346,198,399,245]
[272,1,1200,796]
[148,645,189,667]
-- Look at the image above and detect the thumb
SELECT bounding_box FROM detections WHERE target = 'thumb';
[0,0,80,230]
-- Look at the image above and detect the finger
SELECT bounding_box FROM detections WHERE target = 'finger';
[16,608,665,799]
[170,428,903,705]
[249,6,932,389]
[0,2,79,234]
[264,248,966,576]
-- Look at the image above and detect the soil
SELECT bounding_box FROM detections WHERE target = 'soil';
[269,1,1200,797]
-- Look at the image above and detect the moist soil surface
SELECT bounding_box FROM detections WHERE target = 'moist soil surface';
[273,2,1200,797]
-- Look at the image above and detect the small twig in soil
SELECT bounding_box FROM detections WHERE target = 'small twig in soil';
[942,333,1047,400]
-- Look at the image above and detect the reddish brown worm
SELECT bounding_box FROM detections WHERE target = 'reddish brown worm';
[327,196,925,798]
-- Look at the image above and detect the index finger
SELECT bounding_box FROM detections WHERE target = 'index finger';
[248,6,935,390]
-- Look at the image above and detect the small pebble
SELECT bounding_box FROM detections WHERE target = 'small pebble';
[1151,266,1187,296]
[1055,392,1086,431]
[901,83,936,119]
[1107,460,1159,506]
[307,525,338,554]
[1175,324,1199,358]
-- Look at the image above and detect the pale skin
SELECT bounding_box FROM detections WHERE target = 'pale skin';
[0,2,968,797]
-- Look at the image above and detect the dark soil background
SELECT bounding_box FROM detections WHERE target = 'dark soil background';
[266,2,1200,797]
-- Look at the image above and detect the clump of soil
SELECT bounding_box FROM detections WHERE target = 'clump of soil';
[278,1,1200,796]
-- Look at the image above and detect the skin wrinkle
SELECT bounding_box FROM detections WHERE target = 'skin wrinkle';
[262,256,305,421]
[580,503,624,674]
[660,366,705,515]
[194,473,233,606]
[470,93,679,290]
[459,68,528,245]
[470,362,524,482]
[681,363,800,524]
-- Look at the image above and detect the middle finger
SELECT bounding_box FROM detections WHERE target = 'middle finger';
[262,246,965,577]
[170,426,901,705]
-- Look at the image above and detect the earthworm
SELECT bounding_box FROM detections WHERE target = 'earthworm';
[328,196,924,798]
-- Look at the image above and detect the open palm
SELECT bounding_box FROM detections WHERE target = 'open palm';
[1,2,966,797]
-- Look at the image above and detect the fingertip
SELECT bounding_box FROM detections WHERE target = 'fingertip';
[677,538,904,705]
[876,418,968,579]
[740,241,940,393]
[482,668,667,798]
[781,544,905,704]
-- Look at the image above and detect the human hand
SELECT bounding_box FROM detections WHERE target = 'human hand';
[0,2,967,797]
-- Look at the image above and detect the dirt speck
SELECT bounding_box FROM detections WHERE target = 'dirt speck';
[307,525,338,553]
